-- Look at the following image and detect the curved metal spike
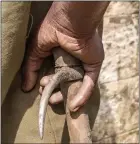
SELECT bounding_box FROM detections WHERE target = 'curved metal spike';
[39,67,84,139]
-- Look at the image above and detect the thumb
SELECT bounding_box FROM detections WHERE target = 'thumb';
[21,55,45,92]
[21,36,53,92]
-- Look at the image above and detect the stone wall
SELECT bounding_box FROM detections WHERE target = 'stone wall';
[92,2,139,143]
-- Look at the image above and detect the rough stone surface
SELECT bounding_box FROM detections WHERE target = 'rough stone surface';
[92,76,139,141]
[105,2,139,16]
[92,1,139,143]
[95,128,139,143]
[99,14,138,83]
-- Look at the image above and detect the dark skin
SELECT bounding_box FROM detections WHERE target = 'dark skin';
[22,2,110,112]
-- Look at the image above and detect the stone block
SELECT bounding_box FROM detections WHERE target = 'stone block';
[92,76,139,141]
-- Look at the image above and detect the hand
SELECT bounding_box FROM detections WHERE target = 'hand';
[22,2,106,112]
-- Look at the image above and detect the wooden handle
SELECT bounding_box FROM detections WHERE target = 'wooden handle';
[53,47,92,143]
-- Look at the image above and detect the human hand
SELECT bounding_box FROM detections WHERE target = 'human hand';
[22,2,109,112]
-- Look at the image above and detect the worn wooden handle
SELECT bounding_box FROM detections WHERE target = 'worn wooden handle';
[54,48,92,143]
[39,47,92,143]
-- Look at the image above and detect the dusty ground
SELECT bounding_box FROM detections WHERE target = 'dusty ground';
[2,2,139,143]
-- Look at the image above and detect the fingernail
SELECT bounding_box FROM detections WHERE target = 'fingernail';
[69,101,80,112]
[21,80,26,89]
[71,107,80,112]
[21,80,31,92]
[21,82,28,92]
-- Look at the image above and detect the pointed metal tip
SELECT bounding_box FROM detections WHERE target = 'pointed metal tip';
[39,126,43,140]
[40,133,43,140]
[39,116,44,140]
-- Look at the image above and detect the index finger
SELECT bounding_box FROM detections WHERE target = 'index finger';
[68,62,102,112]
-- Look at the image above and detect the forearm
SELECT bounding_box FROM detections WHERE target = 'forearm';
[48,2,110,37]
